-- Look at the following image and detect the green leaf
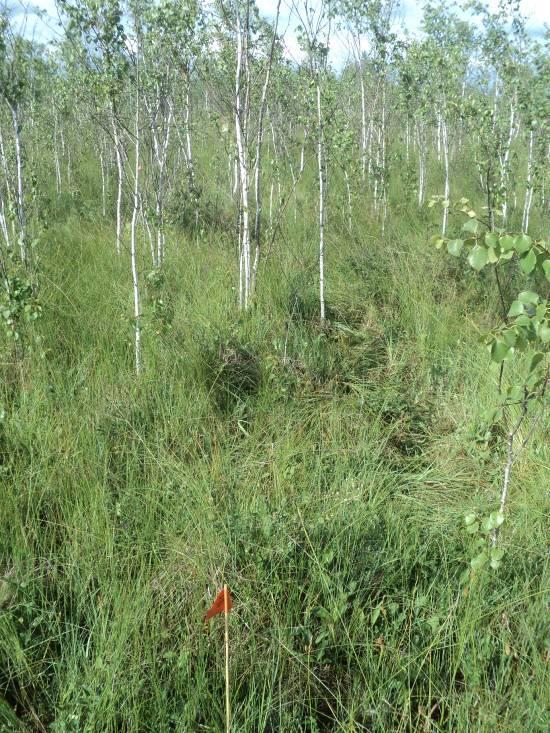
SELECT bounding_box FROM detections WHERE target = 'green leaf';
[490,339,513,362]
[507,385,523,403]
[463,219,480,235]
[488,247,499,263]
[485,232,499,247]
[500,235,514,251]
[490,547,504,570]
[529,352,544,372]
[520,249,537,274]
[539,324,550,343]
[518,291,539,305]
[464,513,477,526]
[543,259,550,282]
[481,516,492,532]
[482,512,503,532]
[490,511,504,528]
[447,239,464,256]
[430,235,445,250]
[466,521,479,534]
[470,551,488,571]
[502,329,517,347]
[468,245,488,271]
[508,300,524,317]
[513,234,532,254]
[488,406,503,422]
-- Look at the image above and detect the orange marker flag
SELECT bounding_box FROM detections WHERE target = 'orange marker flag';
[204,587,233,621]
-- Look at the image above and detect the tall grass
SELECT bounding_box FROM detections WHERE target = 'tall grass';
[0,156,548,732]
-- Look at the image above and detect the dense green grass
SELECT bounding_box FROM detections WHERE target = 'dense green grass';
[0,163,548,732]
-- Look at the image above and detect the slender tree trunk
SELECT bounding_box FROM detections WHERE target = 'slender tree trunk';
[130,83,142,375]
[100,144,107,217]
[251,0,280,294]
[500,99,516,225]
[359,62,367,182]
[111,106,124,257]
[141,201,155,266]
[380,80,387,226]
[344,168,352,232]
[0,197,10,249]
[317,81,326,326]
[0,124,13,238]
[416,120,426,207]
[441,117,450,236]
[300,132,306,175]
[67,145,72,188]
[522,129,534,233]
[10,104,26,262]
[54,111,62,195]
[235,5,251,309]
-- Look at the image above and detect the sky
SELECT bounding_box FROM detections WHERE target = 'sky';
[260,0,549,65]
[8,0,550,61]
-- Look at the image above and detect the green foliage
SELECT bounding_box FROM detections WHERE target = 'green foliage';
[432,199,549,372]
[463,511,505,575]
[145,268,174,333]
[0,275,40,340]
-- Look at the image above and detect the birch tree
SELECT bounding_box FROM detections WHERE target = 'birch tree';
[294,0,333,326]
[214,0,280,308]
[421,2,474,235]
[0,13,31,262]
[59,0,129,255]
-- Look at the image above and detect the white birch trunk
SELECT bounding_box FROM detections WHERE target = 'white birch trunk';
[500,99,516,225]
[111,107,123,256]
[10,104,26,262]
[235,7,251,309]
[54,111,62,195]
[317,82,326,326]
[360,66,367,182]
[416,120,426,208]
[441,118,450,236]
[251,1,280,294]
[522,130,534,233]
[0,197,10,249]
[100,145,107,217]
[130,80,142,374]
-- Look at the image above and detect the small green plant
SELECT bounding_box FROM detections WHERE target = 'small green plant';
[0,249,42,362]
[145,268,173,334]
[431,197,549,545]
[463,511,505,577]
